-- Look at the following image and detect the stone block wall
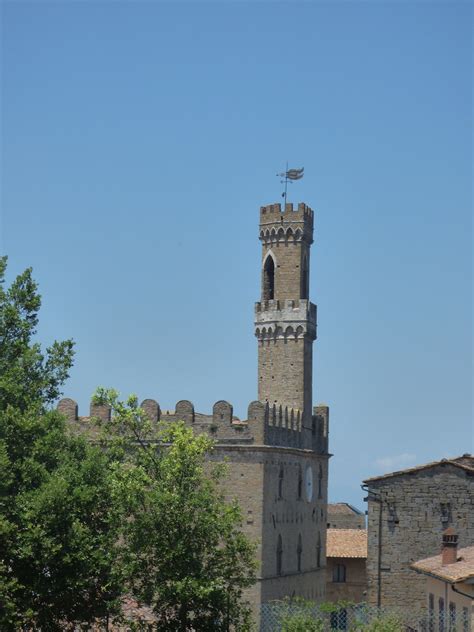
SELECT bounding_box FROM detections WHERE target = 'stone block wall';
[365,464,474,609]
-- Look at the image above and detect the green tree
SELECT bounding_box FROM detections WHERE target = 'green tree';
[0,257,123,630]
[93,388,258,631]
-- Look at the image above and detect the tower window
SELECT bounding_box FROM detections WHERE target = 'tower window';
[276,534,283,575]
[318,464,323,499]
[263,255,275,300]
[301,254,309,299]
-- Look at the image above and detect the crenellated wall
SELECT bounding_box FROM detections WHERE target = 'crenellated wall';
[56,397,328,453]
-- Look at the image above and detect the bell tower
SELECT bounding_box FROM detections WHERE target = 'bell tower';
[254,202,317,423]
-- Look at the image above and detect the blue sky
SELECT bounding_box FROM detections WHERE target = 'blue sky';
[2,1,472,508]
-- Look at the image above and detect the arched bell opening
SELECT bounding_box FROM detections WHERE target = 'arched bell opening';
[263,254,275,300]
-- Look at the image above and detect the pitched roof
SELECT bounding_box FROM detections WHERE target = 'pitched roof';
[411,545,474,584]
[326,529,367,559]
[328,503,364,515]
[363,454,474,484]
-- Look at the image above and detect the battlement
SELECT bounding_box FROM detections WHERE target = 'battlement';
[259,203,314,245]
[56,396,326,452]
[260,202,314,223]
[254,299,317,341]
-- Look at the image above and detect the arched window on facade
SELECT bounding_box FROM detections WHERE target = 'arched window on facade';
[301,254,309,299]
[277,534,283,576]
[318,464,323,499]
[316,532,322,568]
[278,466,284,499]
[332,563,346,583]
[297,466,303,500]
[297,534,303,572]
[263,255,275,300]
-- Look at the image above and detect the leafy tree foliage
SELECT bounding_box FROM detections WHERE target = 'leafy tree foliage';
[0,257,123,630]
[93,388,258,631]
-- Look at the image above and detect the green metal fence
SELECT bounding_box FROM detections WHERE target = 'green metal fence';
[259,602,472,632]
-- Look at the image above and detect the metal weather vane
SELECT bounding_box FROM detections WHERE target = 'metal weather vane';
[276,163,304,206]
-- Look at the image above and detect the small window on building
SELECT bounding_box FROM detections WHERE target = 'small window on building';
[316,532,322,568]
[332,563,346,583]
[318,464,323,499]
[438,598,445,632]
[276,534,283,576]
[297,467,303,500]
[297,534,302,572]
[278,466,284,499]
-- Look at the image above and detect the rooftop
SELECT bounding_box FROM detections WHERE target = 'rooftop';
[412,545,474,584]
[326,529,367,559]
[328,502,364,516]
[364,454,474,484]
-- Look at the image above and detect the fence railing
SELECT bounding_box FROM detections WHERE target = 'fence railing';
[259,602,472,632]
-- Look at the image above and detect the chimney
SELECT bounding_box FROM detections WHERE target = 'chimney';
[441,528,458,565]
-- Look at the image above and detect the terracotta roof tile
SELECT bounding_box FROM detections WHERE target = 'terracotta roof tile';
[328,503,363,515]
[326,529,367,559]
[412,545,474,584]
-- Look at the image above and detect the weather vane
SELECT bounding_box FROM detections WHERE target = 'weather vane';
[276,163,304,206]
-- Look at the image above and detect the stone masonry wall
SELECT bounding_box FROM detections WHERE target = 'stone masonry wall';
[365,465,474,609]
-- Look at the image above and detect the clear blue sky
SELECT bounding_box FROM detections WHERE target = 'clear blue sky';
[2,1,472,509]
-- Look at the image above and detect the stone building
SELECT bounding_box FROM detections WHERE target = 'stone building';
[412,529,474,629]
[327,503,366,530]
[326,529,367,603]
[363,455,474,610]
[58,201,330,614]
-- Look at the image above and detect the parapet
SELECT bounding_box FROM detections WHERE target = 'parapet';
[57,398,78,421]
[312,405,329,454]
[56,396,325,453]
[264,402,305,449]
[260,202,314,223]
[254,299,317,341]
[259,203,314,245]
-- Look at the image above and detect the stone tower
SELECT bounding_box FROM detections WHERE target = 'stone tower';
[59,199,329,620]
[255,202,317,442]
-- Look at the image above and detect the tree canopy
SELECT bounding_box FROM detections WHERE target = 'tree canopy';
[0,257,257,631]
[92,388,257,631]
[0,257,123,630]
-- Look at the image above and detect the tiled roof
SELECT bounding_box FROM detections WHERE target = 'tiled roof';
[328,503,363,515]
[411,545,474,584]
[326,529,367,559]
[364,455,474,483]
